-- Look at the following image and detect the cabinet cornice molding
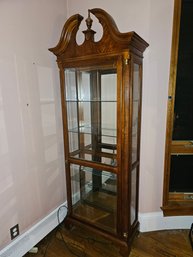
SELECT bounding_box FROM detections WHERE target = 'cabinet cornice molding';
[49,8,148,60]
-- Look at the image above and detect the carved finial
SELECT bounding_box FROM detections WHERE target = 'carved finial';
[85,10,93,30]
[83,9,96,41]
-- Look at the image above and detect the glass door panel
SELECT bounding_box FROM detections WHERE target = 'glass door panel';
[70,164,117,233]
[65,68,117,166]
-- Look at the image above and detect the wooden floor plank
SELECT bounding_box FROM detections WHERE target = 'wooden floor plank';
[24,226,193,257]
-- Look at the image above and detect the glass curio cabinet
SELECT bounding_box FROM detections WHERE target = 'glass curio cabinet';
[49,8,148,256]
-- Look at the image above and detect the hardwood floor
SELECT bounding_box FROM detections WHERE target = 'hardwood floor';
[24,225,193,257]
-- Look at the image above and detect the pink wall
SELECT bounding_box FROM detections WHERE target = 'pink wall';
[0,0,175,251]
[66,0,174,213]
[0,0,67,250]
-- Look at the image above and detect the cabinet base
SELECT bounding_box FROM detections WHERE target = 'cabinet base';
[63,215,139,257]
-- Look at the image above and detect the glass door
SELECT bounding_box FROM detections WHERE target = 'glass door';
[64,67,118,233]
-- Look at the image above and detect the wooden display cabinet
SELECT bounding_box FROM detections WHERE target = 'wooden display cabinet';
[49,8,148,256]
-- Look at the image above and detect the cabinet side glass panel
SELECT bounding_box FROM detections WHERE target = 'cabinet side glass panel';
[132,64,140,164]
[130,168,137,225]
[65,68,117,166]
[70,164,117,233]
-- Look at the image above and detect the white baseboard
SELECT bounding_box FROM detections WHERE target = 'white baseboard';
[0,202,67,257]
[139,211,193,232]
[0,206,192,257]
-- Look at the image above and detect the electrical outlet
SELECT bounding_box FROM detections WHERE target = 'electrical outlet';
[10,224,19,240]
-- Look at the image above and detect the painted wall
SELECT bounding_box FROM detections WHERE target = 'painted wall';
[0,0,67,250]
[0,0,178,253]
[66,0,174,213]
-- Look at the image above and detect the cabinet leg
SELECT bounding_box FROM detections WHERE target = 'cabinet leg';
[63,220,73,231]
[119,245,130,257]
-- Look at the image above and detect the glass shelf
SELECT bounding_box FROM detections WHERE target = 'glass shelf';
[71,166,117,187]
[66,99,117,102]
[68,125,117,138]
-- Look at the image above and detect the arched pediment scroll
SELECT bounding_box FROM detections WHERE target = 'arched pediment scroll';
[49,14,83,56]
[89,8,120,40]
[90,8,148,53]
